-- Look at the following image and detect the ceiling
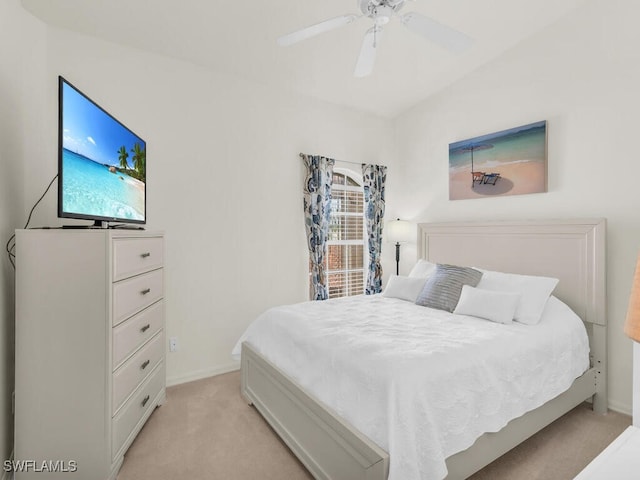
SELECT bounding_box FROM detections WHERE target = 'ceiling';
[21,0,586,118]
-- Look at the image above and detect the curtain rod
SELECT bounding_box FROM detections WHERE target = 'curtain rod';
[298,153,365,167]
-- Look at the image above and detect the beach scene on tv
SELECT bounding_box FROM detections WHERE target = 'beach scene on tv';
[449,121,547,200]
[61,81,145,221]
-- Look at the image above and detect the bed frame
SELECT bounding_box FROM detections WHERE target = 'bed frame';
[241,219,607,480]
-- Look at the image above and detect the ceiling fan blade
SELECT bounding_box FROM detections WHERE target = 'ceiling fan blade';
[354,27,382,78]
[400,12,472,53]
[277,14,358,47]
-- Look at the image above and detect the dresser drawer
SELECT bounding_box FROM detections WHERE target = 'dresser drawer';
[113,237,164,282]
[113,268,164,326]
[113,331,164,414]
[112,361,164,459]
[113,301,164,369]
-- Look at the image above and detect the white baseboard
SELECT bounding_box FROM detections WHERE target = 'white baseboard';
[166,362,240,387]
[607,399,632,417]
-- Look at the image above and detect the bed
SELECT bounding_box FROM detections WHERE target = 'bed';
[235,219,607,480]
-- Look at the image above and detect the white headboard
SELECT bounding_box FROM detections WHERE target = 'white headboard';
[418,219,606,326]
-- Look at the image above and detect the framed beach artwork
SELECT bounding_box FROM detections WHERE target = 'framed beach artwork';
[449,120,547,200]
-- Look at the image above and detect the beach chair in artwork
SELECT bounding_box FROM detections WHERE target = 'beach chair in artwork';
[483,173,501,185]
[471,171,485,188]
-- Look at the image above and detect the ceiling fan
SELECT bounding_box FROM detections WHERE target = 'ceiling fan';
[277,0,472,77]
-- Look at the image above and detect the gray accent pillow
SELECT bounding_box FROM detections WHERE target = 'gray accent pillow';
[415,264,483,312]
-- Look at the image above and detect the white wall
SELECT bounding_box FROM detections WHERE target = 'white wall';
[35,28,397,385]
[0,0,47,462]
[392,0,640,414]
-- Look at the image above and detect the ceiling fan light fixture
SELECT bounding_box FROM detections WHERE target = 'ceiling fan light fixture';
[372,5,394,25]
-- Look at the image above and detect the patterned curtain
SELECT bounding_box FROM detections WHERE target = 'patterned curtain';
[302,154,335,301]
[362,164,387,295]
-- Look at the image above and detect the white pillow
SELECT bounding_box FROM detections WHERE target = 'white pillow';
[408,259,437,279]
[382,275,427,302]
[453,285,521,324]
[476,269,559,325]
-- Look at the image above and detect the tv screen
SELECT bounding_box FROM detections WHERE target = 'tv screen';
[58,76,146,225]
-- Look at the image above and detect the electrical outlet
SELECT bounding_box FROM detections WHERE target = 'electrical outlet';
[169,337,178,352]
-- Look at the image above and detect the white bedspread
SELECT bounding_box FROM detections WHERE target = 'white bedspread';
[232,295,589,480]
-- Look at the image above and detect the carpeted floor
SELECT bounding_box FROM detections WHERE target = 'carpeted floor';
[117,371,630,480]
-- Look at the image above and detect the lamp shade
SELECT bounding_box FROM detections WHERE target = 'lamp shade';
[625,254,640,342]
[386,219,414,244]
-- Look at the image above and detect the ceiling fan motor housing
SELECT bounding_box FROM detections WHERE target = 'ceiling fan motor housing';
[359,0,405,24]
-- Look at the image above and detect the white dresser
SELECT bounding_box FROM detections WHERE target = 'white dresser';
[574,426,640,479]
[14,229,166,480]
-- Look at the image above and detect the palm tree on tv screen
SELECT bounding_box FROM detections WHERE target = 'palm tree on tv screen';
[131,142,146,182]
[118,146,129,170]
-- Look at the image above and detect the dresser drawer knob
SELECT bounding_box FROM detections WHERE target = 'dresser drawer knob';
[140,252,151,258]
[140,288,151,295]
[141,359,150,370]
[140,324,151,333]
[141,395,150,408]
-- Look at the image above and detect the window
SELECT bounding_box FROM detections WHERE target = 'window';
[325,170,366,299]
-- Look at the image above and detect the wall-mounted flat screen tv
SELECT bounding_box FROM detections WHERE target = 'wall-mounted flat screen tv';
[58,76,146,226]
